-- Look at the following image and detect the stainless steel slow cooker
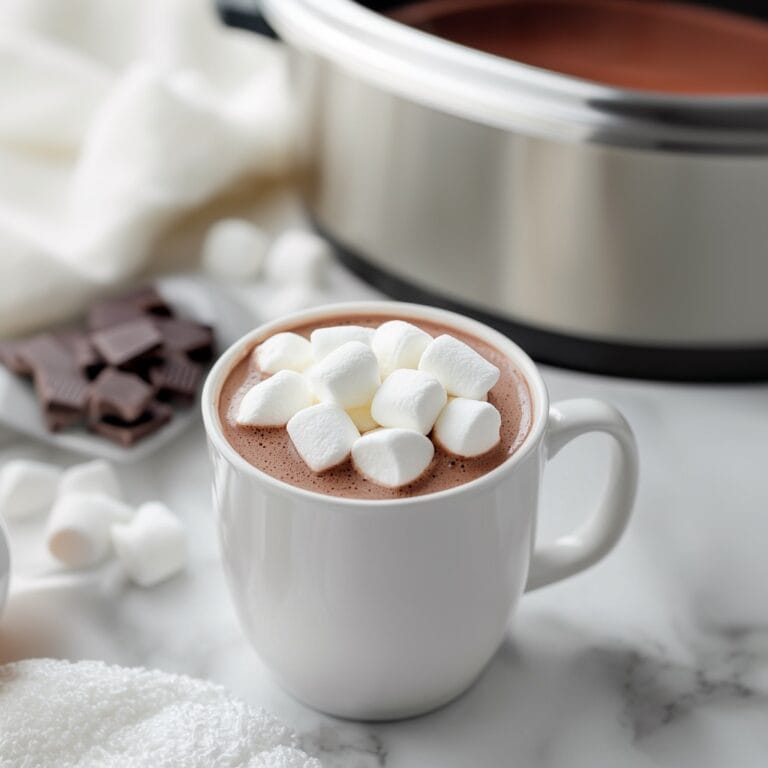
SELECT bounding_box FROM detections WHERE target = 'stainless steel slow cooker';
[223,1,768,380]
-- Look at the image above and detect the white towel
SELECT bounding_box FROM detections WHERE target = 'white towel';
[0,0,294,338]
[0,658,320,767]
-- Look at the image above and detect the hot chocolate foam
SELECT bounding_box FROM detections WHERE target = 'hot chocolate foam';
[218,315,532,500]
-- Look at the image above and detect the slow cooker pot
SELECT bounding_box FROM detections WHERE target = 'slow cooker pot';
[222,1,768,381]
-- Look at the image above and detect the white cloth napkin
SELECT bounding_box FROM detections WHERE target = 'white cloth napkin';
[0,658,320,767]
[0,0,294,338]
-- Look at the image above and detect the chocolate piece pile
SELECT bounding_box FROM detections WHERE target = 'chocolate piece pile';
[0,286,214,446]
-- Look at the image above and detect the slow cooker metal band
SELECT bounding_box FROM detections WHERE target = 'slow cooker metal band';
[322,224,768,383]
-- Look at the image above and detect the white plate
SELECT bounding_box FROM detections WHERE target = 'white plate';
[0,275,257,463]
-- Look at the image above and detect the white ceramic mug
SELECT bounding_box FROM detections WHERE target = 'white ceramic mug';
[202,302,639,720]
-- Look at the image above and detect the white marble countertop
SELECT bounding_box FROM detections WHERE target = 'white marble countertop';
[1,259,767,767]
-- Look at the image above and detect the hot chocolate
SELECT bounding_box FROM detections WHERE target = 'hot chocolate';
[218,314,532,500]
[391,0,768,95]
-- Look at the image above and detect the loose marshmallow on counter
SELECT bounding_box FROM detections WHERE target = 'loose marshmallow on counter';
[347,404,379,433]
[0,460,61,520]
[237,370,314,427]
[307,341,380,409]
[202,219,269,281]
[287,403,360,473]
[433,397,502,458]
[264,229,331,288]
[111,501,186,587]
[370,369,447,435]
[254,332,313,374]
[419,334,500,400]
[47,493,133,568]
[372,320,432,377]
[59,459,121,500]
[352,428,434,489]
[310,325,374,361]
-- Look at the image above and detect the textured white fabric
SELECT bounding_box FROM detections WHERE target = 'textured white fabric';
[0,658,320,768]
[0,0,294,337]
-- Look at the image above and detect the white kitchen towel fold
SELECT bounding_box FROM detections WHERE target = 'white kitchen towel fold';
[0,658,321,767]
[0,0,294,338]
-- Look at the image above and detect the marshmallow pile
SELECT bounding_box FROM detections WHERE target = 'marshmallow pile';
[237,320,503,489]
[202,224,333,319]
[0,458,185,587]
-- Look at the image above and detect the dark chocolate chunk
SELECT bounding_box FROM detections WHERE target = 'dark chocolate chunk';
[150,354,202,404]
[88,286,172,331]
[18,334,75,374]
[155,318,214,362]
[90,367,155,422]
[45,405,85,432]
[118,355,163,383]
[89,402,173,447]
[35,367,90,411]
[91,318,163,367]
[119,286,172,316]
[15,335,90,427]
[88,300,146,331]
[57,331,104,379]
[0,340,33,376]
[2,282,209,446]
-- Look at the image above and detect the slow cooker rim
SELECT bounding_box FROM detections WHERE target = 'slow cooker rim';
[262,0,768,154]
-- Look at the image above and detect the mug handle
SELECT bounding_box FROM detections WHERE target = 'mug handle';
[525,398,639,591]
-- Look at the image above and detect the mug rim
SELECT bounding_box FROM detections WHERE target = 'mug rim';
[201,301,550,508]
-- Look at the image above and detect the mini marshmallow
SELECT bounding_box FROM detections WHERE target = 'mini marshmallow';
[254,332,313,374]
[47,493,133,568]
[0,460,61,520]
[346,404,379,433]
[418,334,500,400]
[372,320,432,377]
[236,370,314,427]
[265,230,332,288]
[370,368,447,435]
[433,397,502,458]
[59,459,121,500]
[352,428,434,489]
[111,501,186,587]
[287,403,360,473]
[307,341,380,409]
[202,219,269,280]
[310,325,374,361]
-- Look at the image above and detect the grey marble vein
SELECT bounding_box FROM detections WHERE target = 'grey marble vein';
[300,725,388,767]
